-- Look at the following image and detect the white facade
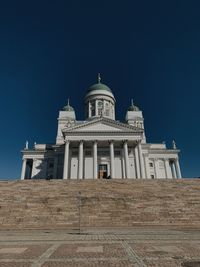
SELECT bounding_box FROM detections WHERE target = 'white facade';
[21,76,182,180]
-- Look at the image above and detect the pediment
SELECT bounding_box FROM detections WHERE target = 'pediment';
[62,118,142,133]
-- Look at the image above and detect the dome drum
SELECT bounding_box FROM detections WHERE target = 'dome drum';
[84,76,115,120]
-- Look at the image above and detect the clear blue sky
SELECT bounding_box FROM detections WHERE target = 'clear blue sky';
[0,0,199,179]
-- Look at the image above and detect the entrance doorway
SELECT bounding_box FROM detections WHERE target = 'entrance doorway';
[98,164,108,179]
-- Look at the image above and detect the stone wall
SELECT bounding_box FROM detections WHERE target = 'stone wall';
[0,179,200,230]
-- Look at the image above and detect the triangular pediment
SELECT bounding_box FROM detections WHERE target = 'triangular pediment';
[62,117,142,133]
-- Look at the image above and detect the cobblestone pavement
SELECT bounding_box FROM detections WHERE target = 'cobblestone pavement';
[0,228,200,267]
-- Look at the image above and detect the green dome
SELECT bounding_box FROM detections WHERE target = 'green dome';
[63,99,74,111]
[128,100,140,111]
[88,83,112,93]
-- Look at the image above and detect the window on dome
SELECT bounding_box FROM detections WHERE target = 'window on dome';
[105,109,109,116]
[91,101,95,116]
[98,101,103,107]
[98,109,102,116]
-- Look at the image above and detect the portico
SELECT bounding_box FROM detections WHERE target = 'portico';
[62,134,146,180]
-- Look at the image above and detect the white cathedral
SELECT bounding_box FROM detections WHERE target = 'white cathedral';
[21,75,182,180]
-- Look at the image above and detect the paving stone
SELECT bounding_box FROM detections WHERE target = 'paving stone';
[0,229,199,266]
[50,243,126,259]
[41,260,134,267]
[0,247,27,254]
[76,246,103,253]
[0,264,31,267]
[0,244,50,259]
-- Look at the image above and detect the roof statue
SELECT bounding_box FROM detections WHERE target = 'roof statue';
[172,140,177,149]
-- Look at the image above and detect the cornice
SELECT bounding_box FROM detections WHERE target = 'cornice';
[148,149,180,154]
[64,131,143,136]
[62,117,143,133]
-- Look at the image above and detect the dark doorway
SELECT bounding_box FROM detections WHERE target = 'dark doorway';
[25,159,33,179]
[98,164,108,179]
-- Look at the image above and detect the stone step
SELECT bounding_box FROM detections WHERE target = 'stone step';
[0,179,200,229]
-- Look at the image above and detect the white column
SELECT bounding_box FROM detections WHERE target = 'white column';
[138,142,145,178]
[63,140,70,179]
[134,145,140,178]
[144,154,150,179]
[164,159,171,179]
[88,101,91,117]
[175,158,182,178]
[124,141,130,178]
[171,161,177,179]
[121,148,126,179]
[21,158,27,180]
[93,141,98,179]
[31,159,36,178]
[154,159,158,178]
[110,141,115,178]
[53,156,58,179]
[95,100,98,116]
[78,141,84,179]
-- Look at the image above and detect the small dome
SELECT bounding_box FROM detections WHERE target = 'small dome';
[63,99,74,111]
[128,100,140,111]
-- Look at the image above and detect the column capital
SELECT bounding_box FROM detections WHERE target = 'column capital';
[108,140,114,144]
[170,158,177,163]
[65,140,70,144]
[122,139,128,144]
[135,139,142,145]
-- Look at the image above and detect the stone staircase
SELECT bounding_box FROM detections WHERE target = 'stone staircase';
[0,179,200,230]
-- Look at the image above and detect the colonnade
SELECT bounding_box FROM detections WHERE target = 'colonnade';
[62,139,146,179]
[20,142,182,180]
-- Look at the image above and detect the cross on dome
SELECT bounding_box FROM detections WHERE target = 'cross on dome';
[128,99,140,111]
[98,73,101,83]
